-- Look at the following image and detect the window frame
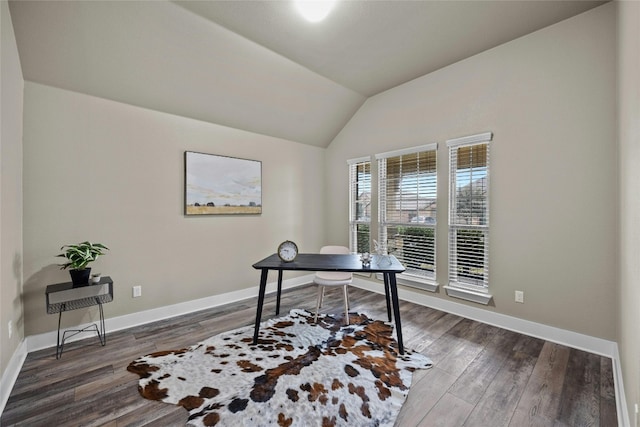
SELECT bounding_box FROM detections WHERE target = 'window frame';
[446,132,492,304]
[348,157,372,254]
[376,143,438,288]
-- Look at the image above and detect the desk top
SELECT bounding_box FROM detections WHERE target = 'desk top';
[253,253,405,273]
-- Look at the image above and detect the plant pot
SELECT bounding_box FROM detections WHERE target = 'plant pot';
[69,268,91,287]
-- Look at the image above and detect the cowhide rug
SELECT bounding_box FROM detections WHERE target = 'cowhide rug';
[127,308,432,427]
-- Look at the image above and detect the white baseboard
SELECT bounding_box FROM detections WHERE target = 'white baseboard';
[611,345,632,427]
[2,274,628,426]
[1,274,312,416]
[0,338,27,416]
[351,277,629,426]
[351,277,616,356]
[27,273,315,353]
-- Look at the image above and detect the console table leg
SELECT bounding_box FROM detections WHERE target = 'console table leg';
[98,302,106,346]
[56,309,64,359]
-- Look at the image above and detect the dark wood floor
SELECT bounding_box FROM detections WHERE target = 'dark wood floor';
[1,284,618,427]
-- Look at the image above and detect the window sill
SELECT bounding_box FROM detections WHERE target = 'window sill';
[444,285,493,305]
[376,273,439,292]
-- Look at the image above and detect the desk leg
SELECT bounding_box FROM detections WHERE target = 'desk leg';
[388,273,404,355]
[276,270,283,315]
[253,269,269,345]
[383,273,392,322]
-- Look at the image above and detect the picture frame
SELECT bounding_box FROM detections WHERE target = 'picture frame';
[184,151,262,216]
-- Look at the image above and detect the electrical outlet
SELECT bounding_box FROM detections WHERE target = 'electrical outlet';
[133,285,142,298]
[515,291,524,303]
[8,320,13,339]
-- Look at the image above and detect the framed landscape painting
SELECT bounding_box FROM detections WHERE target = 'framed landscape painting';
[185,151,262,215]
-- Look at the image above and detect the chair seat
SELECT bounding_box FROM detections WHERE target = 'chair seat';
[315,270,351,281]
[314,277,352,286]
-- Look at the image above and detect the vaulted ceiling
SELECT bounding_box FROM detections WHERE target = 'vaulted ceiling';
[8,0,605,147]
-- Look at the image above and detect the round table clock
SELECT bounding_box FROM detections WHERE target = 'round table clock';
[277,240,298,262]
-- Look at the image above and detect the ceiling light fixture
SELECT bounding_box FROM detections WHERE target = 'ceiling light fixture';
[294,0,337,23]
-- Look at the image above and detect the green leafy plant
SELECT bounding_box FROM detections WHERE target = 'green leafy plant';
[57,241,109,271]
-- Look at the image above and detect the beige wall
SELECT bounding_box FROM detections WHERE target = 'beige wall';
[21,82,325,336]
[1,0,24,380]
[618,0,640,423]
[326,4,617,340]
[6,2,637,421]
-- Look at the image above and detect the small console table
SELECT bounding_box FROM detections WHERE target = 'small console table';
[46,276,113,359]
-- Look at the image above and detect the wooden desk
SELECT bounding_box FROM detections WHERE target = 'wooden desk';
[46,277,113,358]
[252,254,407,354]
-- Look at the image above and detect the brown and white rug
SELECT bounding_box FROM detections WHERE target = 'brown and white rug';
[127,308,432,427]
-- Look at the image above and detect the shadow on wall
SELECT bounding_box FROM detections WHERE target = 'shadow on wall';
[22,264,98,337]
[12,252,24,336]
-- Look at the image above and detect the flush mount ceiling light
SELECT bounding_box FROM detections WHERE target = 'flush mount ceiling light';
[294,0,337,23]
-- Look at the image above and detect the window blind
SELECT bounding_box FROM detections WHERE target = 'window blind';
[377,144,437,280]
[348,157,371,253]
[447,133,492,289]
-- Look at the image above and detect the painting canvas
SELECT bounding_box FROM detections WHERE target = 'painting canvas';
[185,151,262,215]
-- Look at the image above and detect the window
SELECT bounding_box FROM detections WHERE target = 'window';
[377,144,437,282]
[447,132,492,293]
[348,157,372,253]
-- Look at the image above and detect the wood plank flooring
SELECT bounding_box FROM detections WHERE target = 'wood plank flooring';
[1,284,618,426]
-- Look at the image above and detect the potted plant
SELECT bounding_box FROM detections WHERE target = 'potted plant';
[57,241,109,286]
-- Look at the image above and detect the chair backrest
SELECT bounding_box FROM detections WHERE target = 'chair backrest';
[315,245,352,282]
[319,245,350,255]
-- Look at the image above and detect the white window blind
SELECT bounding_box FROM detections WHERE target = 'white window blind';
[376,144,437,280]
[348,157,372,253]
[447,132,492,289]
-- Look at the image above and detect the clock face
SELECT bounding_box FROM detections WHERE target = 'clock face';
[277,240,298,262]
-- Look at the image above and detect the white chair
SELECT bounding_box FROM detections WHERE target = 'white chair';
[314,245,352,325]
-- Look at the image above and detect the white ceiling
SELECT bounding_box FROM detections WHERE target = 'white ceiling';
[8,0,606,147]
